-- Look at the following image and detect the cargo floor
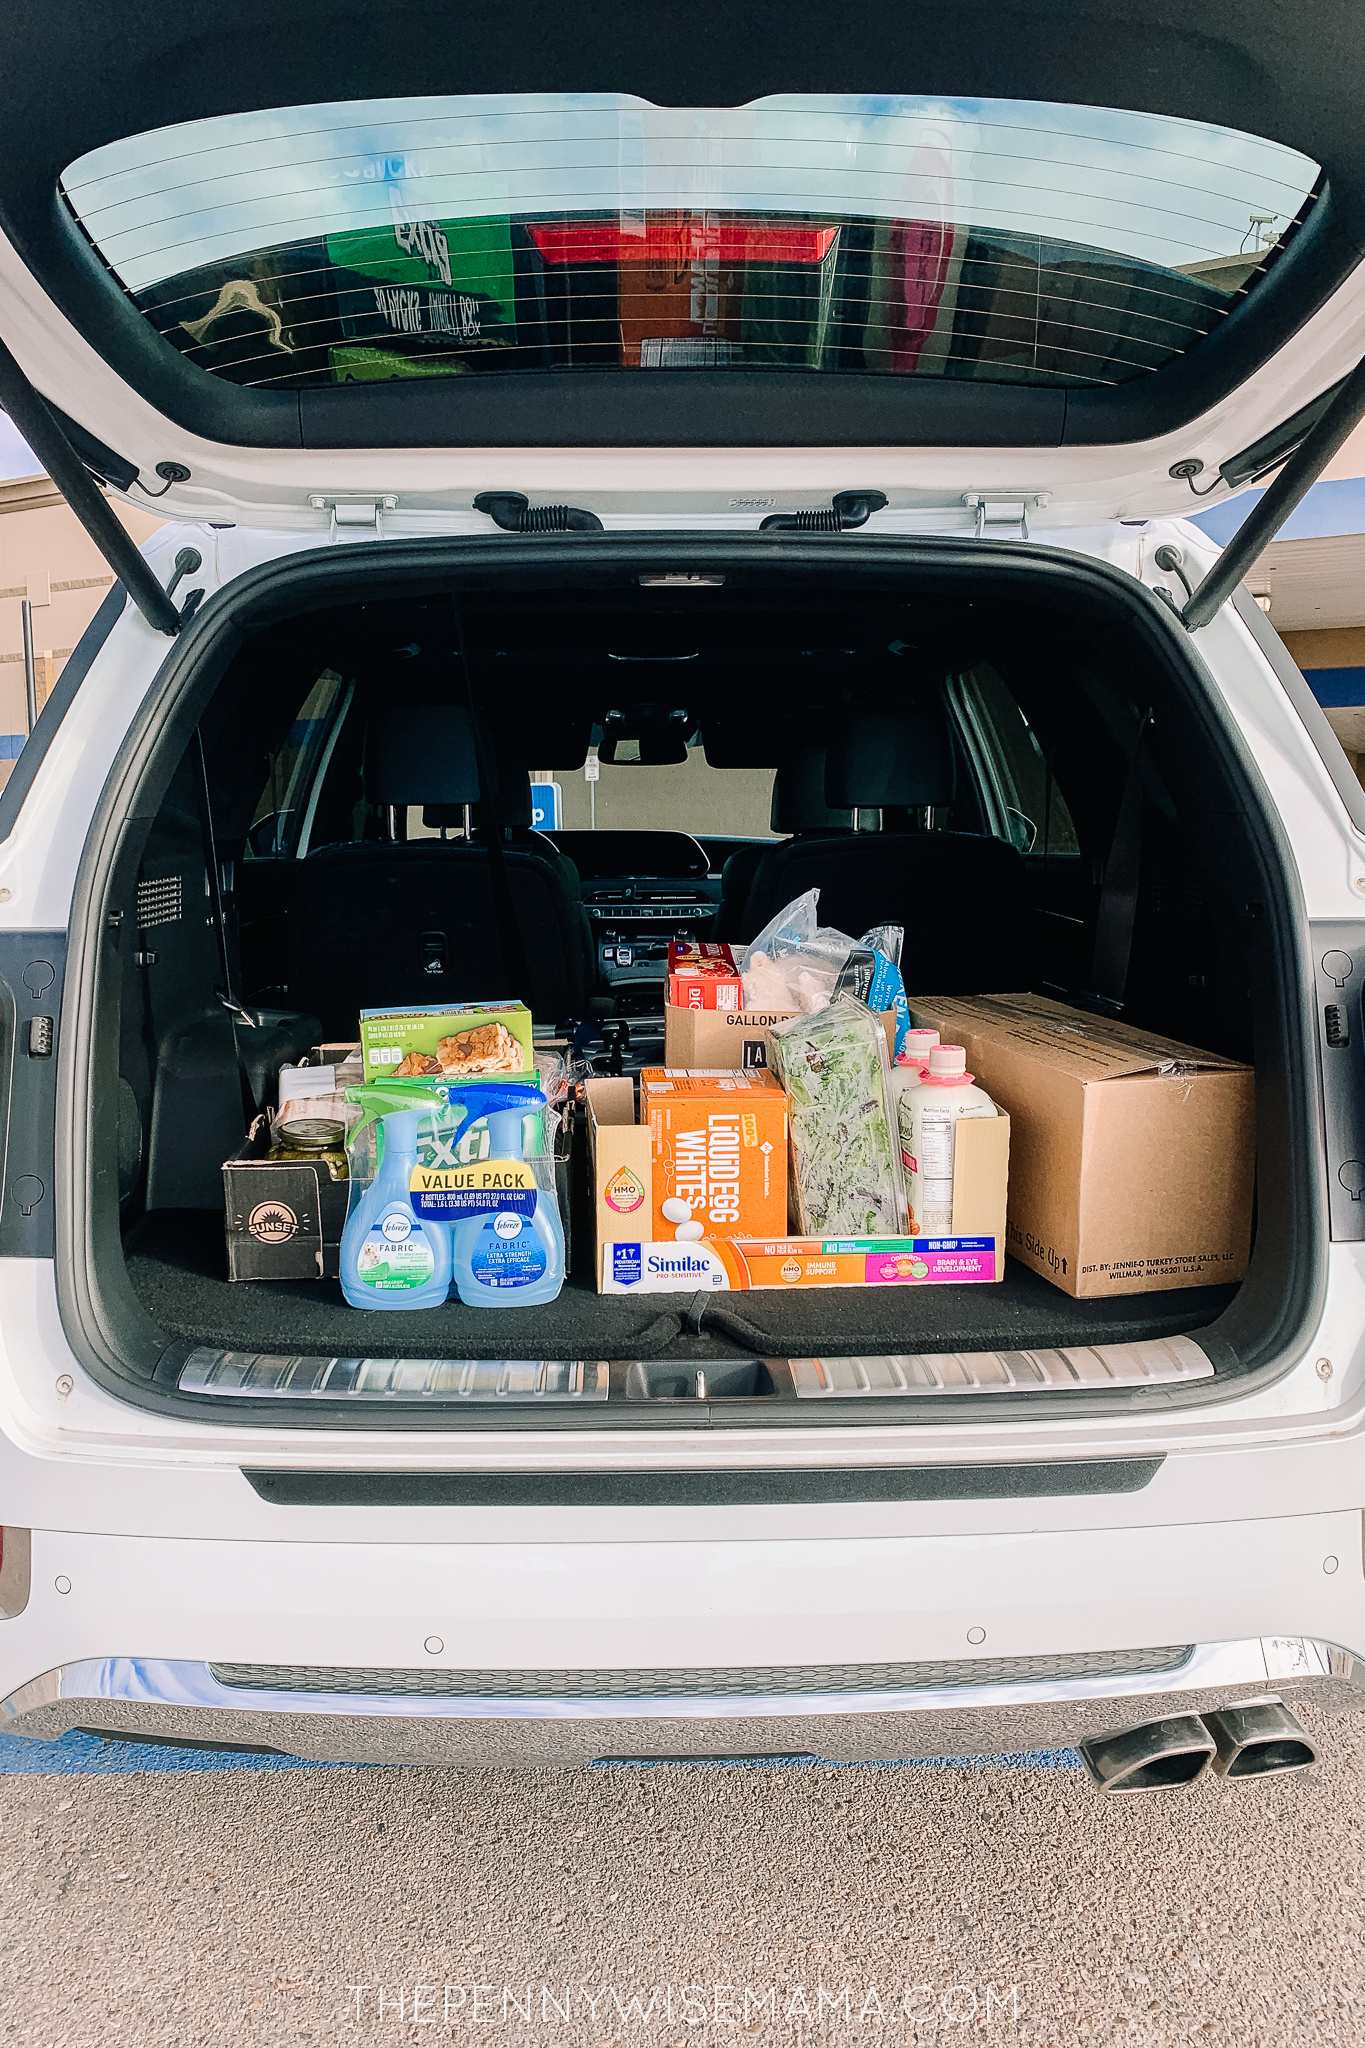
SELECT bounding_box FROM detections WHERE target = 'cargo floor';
[125,1211,1238,1363]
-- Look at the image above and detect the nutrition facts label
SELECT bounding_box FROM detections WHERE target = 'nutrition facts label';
[917,1109,957,1227]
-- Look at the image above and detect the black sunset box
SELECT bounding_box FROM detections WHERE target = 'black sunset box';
[222,1119,350,1282]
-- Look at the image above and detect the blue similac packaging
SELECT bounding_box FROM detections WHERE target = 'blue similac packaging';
[436,1083,566,1308]
[339,1108,454,1310]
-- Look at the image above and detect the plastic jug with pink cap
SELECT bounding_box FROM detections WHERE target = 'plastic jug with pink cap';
[887,1026,940,1130]
[897,1043,998,1235]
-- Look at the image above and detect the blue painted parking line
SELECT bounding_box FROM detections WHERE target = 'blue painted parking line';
[0,1731,358,1774]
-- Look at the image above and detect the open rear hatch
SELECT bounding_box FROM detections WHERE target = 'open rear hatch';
[0,1,1354,1424]
[53,533,1317,1426]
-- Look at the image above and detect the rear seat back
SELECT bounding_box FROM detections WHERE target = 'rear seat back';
[286,707,591,1035]
[715,749,853,939]
[738,708,1031,990]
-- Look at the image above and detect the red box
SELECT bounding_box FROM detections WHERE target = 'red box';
[667,941,743,1012]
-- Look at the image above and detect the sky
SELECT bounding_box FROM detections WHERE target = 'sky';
[0,413,39,480]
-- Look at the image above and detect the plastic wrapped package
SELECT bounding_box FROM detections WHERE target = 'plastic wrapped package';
[736,889,855,1011]
[771,995,908,1236]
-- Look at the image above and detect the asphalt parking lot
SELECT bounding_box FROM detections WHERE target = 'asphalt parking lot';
[1,1700,1361,2048]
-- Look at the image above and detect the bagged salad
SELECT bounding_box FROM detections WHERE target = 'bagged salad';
[771,995,907,1236]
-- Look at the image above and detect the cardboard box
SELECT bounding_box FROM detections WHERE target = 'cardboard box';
[587,1080,1008,1291]
[602,1230,1003,1292]
[908,993,1254,1298]
[641,1068,788,1239]
[358,1003,534,1084]
[222,1119,350,1281]
[666,941,743,1011]
[586,1077,652,1259]
[664,1002,800,1069]
[663,1004,897,1070]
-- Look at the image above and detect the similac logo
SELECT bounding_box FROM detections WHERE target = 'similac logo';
[646,1252,714,1275]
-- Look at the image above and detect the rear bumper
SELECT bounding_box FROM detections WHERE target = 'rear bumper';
[4,1637,1362,1766]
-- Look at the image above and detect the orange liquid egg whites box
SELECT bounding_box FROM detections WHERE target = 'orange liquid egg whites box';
[641,1068,788,1239]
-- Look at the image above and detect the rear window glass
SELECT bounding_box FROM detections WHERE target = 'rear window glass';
[62,94,1318,392]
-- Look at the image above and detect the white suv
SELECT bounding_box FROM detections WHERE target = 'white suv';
[1,24,1364,1790]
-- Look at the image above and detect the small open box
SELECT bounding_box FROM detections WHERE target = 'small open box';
[221,1116,350,1281]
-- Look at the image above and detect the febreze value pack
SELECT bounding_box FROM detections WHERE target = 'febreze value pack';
[640,1068,788,1240]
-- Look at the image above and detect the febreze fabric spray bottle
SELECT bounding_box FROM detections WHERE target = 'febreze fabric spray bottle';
[437,1083,565,1307]
[340,1108,454,1310]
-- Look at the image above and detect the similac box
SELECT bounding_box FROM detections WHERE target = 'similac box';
[640,1068,788,1239]
[666,941,743,1012]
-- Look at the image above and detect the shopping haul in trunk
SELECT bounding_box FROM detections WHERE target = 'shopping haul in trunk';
[227,889,1255,1314]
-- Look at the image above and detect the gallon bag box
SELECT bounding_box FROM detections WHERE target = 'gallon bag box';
[908,993,1254,1298]
[358,1003,534,1084]
[663,1003,799,1070]
[663,1004,896,1070]
[222,1120,350,1281]
[641,1068,788,1240]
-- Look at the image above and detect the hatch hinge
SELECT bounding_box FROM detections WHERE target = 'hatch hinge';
[474,492,603,534]
[308,495,398,540]
[964,492,1051,540]
[758,490,887,533]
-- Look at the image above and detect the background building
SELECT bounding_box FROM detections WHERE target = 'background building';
[0,463,164,786]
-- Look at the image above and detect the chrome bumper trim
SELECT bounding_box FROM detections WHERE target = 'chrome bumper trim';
[2,1638,1359,1768]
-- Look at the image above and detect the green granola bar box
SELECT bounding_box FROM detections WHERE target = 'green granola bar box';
[358,1002,534,1085]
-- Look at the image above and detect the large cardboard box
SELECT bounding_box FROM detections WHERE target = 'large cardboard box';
[908,994,1254,1298]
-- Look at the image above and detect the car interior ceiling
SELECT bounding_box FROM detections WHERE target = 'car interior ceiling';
[100,566,1281,1376]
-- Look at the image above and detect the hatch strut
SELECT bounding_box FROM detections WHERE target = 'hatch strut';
[1182,352,1365,631]
[0,337,181,638]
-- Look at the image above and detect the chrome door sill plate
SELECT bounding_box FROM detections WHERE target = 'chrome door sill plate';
[791,1336,1213,1395]
[178,1352,608,1400]
[176,1336,1213,1401]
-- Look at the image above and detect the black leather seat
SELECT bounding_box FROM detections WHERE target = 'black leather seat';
[715,750,853,940]
[738,706,1032,992]
[286,706,593,1036]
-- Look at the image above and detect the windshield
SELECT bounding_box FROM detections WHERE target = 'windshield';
[62,94,1319,392]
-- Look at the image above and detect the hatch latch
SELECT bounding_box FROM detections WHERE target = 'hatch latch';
[308,495,398,540]
[964,492,1050,540]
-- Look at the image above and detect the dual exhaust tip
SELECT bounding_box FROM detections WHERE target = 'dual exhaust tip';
[1079,1700,1318,1795]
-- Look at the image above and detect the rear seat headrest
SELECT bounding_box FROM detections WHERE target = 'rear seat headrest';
[825,704,956,810]
[474,742,533,833]
[770,750,855,833]
[363,704,482,807]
